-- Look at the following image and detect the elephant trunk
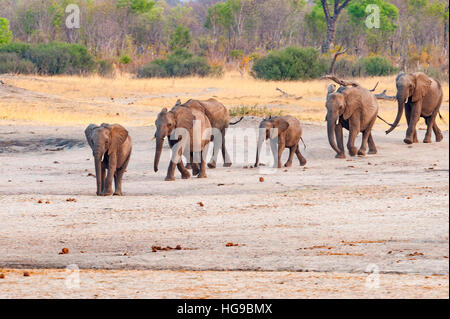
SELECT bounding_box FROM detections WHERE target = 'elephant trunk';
[386,98,405,135]
[255,131,265,167]
[94,153,103,196]
[327,117,341,155]
[154,137,164,172]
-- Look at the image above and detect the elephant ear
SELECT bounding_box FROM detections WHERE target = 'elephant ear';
[270,118,289,138]
[84,124,98,150]
[342,91,362,120]
[107,124,129,155]
[412,73,431,102]
[173,106,194,130]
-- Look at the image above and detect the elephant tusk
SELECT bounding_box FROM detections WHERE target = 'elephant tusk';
[150,137,156,142]
[336,119,339,125]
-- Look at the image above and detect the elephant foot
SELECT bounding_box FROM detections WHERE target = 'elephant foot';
[423,138,432,144]
[101,191,113,197]
[368,149,377,155]
[113,191,123,196]
[357,149,366,157]
[335,153,346,159]
[348,147,358,157]
[197,173,207,179]
[207,162,217,169]
[165,176,175,181]
[403,138,413,145]
[223,163,232,168]
[436,133,443,142]
[284,162,293,168]
[299,159,307,166]
[181,171,191,180]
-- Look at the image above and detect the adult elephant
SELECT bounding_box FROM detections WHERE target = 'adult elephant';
[324,76,378,159]
[153,105,211,181]
[175,98,243,168]
[385,72,443,144]
[85,123,132,196]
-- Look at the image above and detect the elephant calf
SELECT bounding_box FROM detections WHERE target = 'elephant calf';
[255,115,307,168]
[85,123,132,196]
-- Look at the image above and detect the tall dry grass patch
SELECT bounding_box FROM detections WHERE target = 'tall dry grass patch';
[0,72,448,129]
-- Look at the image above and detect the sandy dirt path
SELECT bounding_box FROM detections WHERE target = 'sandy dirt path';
[0,120,448,298]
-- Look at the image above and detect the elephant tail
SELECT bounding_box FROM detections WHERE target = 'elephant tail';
[439,112,447,124]
[300,137,307,150]
[230,117,244,125]
[377,115,394,126]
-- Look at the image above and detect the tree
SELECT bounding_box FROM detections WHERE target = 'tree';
[320,0,351,53]
[169,25,191,51]
[0,17,12,44]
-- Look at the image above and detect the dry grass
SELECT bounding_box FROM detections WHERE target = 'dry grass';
[0,72,448,128]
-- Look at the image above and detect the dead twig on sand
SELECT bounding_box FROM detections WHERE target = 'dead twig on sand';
[276,88,302,100]
[374,90,396,101]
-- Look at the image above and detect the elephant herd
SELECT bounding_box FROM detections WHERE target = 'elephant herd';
[84,72,444,196]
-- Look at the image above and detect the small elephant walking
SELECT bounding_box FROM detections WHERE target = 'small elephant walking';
[153,105,212,181]
[174,98,243,168]
[255,115,307,168]
[386,72,444,144]
[324,76,379,158]
[85,123,132,196]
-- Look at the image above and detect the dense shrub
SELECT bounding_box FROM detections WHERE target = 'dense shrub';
[324,55,397,77]
[0,52,36,74]
[360,56,397,76]
[97,59,115,77]
[0,42,95,75]
[137,49,218,78]
[251,47,327,81]
[25,42,95,75]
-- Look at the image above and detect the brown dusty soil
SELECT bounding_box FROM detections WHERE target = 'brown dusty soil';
[0,118,448,298]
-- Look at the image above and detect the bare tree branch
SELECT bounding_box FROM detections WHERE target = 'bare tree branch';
[321,75,360,87]
[374,90,396,100]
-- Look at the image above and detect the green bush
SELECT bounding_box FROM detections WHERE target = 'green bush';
[137,49,217,78]
[360,56,397,76]
[0,42,31,56]
[25,42,95,75]
[0,52,36,74]
[251,47,327,81]
[97,59,115,77]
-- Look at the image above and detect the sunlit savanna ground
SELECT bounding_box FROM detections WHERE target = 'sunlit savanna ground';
[1,72,448,130]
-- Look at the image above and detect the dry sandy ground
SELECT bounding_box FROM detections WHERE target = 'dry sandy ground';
[0,118,448,298]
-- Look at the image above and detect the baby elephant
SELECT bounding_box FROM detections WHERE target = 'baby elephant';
[85,123,132,196]
[255,115,307,168]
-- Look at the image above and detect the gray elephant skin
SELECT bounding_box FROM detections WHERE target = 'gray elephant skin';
[154,105,211,181]
[175,98,243,168]
[85,123,132,196]
[326,82,378,159]
[255,115,307,168]
[386,72,444,144]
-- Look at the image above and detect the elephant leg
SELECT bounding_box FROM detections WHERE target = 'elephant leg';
[222,129,232,167]
[102,162,116,196]
[208,140,219,169]
[277,139,285,169]
[177,161,191,180]
[347,120,359,157]
[433,121,443,142]
[284,144,296,167]
[405,104,418,143]
[335,123,345,158]
[358,130,369,156]
[198,144,209,179]
[165,161,177,181]
[368,134,377,154]
[295,145,307,166]
[270,138,278,168]
[424,117,433,143]
[405,102,421,144]
[114,155,130,196]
